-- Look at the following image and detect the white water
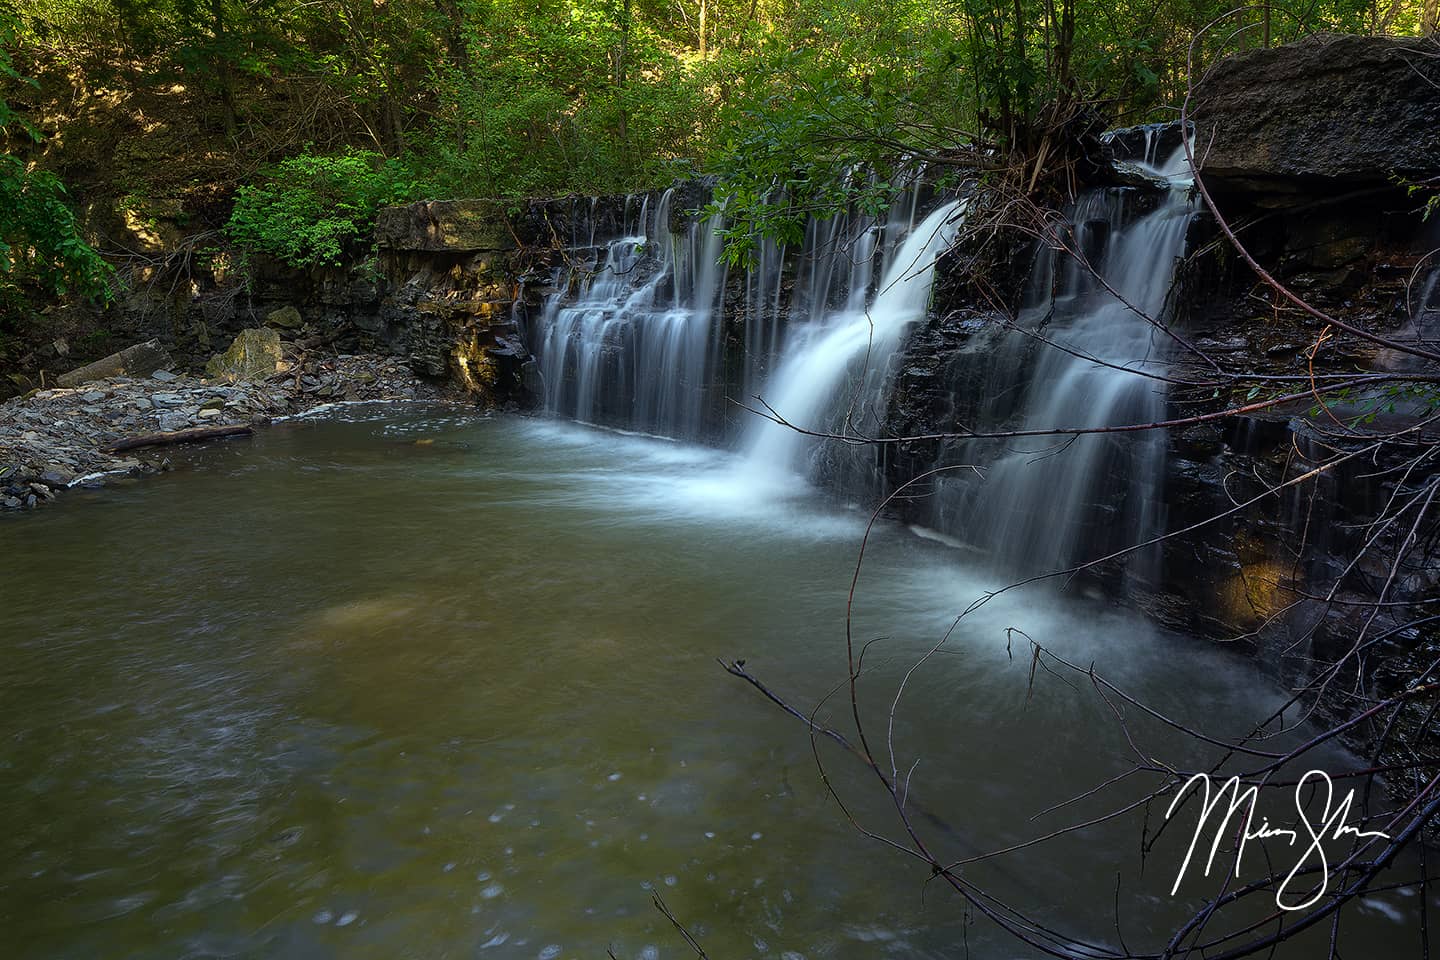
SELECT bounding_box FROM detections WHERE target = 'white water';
[532,189,727,439]
[526,157,1195,585]
[744,199,966,480]
[931,149,1194,579]
[530,178,964,463]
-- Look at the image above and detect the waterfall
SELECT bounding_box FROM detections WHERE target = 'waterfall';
[528,178,963,456]
[522,157,1196,584]
[531,189,728,439]
[929,150,1195,580]
[744,199,966,483]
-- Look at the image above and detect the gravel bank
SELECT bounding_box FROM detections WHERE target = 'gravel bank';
[1,353,462,511]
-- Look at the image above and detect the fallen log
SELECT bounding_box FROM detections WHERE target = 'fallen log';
[101,424,254,454]
[56,339,173,388]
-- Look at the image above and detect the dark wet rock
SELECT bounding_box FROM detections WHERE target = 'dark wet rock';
[1104,121,1189,166]
[1107,161,1172,192]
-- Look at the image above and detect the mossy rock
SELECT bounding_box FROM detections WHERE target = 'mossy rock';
[266,305,304,329]
[206,328,283,383]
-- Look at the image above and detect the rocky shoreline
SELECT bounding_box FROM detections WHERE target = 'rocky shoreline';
[0,347,463,512]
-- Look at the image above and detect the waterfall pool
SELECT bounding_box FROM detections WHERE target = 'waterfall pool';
[1,405,1427,959]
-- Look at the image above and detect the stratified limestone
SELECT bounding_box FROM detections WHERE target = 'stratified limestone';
[374,200,517,252]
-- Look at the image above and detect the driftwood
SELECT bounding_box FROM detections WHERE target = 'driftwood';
[101,424,254,453]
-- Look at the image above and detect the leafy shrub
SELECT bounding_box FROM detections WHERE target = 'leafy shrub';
[1,10,112,319]
[0,157,113,311]
[226,150,420,269]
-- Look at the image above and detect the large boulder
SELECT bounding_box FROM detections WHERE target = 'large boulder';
[205,328,283,383]
[265,305,304,330]
[1190,35,1440,193]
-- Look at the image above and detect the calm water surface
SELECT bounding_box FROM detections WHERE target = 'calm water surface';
[1,406,1427,958]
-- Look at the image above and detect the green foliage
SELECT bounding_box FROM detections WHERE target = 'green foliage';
[698,3,971,264]
[1307,381,1440,425]
[1400,175,1440,220]
[0,8,112,320]
[226,150,420,268]
[420,0,709,199]
[8,0,1438,275]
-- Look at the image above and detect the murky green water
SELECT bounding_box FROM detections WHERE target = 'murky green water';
[1,406,1427,958]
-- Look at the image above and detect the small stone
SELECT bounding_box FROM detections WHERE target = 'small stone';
[28,483,54,500]
[151,393,185,406]
[39,466,75,487]
[199,397,225,411]
[151,369,179,382]
[132,397,153,410]
[81,405,103,415]
[157,412,191,432]
[2,497,20,509]
[81,390,105,402]
[197,407,222,418]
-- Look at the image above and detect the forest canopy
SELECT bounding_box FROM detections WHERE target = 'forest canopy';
[0,0,1436,279]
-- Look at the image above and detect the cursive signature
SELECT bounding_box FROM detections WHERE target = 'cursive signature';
[1164,770,1391,911]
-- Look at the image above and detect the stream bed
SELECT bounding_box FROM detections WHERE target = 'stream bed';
[1,405,1428,958]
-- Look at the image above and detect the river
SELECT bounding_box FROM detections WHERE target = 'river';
[1,405,1425,958]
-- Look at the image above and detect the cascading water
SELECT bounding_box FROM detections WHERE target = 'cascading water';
[744,199,966,486]
[531,189,727,439]
[525,155,1193,585]
[529,176,963,457]
[928,149,1195,580]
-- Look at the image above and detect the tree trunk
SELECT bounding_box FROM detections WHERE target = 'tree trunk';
[1057,0,1074,91]
[102,424,254,454]
[431,0,470,68]
[210,0,238,137]
[617,0,630,150]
